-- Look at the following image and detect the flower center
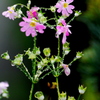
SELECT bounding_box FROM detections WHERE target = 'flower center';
[8,11,12,13]
[63,3,68,8]
[30,11,33,16]
[29,21,36,27]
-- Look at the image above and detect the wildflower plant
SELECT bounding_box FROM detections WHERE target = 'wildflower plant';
[1,0,86,100]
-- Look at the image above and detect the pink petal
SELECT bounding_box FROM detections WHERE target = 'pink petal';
[64,67,71,76]
[62,9,69,16]
[55,2,61,8]
[56,26,64,34]
[35,24,46,33]
[20,27,26,32]
[19,21,26,26]
[66,0,74,4]
[31,30,37,37]
[67,7,72,14]
[61,19,66,26]
[25,27,32,36]
[22,17,31,22]
[57,8,62,13]
[62,33,67,44]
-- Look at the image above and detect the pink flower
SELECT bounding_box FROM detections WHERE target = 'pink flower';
[55,0,75,16]
[56,18,71,44]
[62,64,70,76]
[19,17,46,37]
[2,5,17,20]
[27,7,40,19]
[0,82,9,94]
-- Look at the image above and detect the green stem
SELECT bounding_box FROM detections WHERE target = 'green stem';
[58,38,60,56]
[29,36,37,100]
[32,36,37,76]
[33,36,37,49]
[16,3,29,10]
[67,16,75,24]
[29,83,34,100]
[77,94,81,100]
[68,57,77,66]
[56,77,60,100]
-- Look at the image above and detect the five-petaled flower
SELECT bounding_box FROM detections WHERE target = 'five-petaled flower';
[55,0,75,16]
[56,18,71,44]
[2,5,17,20]
[19,17,46,37]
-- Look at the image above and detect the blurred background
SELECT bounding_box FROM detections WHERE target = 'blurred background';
[0,0,100,100]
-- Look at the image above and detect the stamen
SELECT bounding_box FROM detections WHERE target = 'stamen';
[8,11,12,13]
[63,3,68,8]
[30,21,36,27]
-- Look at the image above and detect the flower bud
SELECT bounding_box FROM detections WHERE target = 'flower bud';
[16,9,22,18]
[43,48,51,57]
[62,64,70,76]
[25,48,36,59]
[63,42,70,50]
[55,56,62,62]
[76,52,83,59]
[34,91,44,100]
[59,92,66,100]
[64,49,70,55]
[68,96,76,100]
[78,85,87,94]
[12,54,23,66]
[35,47,41,55]
[50,6,56,12]
[50,56,55,64]
[74,10,81,17]
[27,0,31,9]
[39,16,47,24]
[1,52,10,60]
[28,52,36,59]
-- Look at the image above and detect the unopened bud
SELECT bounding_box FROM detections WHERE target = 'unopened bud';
[43,48,51,57]
[59,92,66,100]
[34,91,44,100]
[78,85,87,94]
[1,52,10,60]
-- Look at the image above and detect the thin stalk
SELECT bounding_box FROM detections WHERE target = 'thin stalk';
[29,83,34,100]
[33,36,37,49]
[77,94,81,100]
[67,16,75,24]
[56,77,60,100]
[29,36,37,100]
[57,38,60,56]
[32,36,37,76]
[16,3,29,10]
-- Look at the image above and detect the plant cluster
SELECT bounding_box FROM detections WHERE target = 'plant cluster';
[1,0,86,100]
